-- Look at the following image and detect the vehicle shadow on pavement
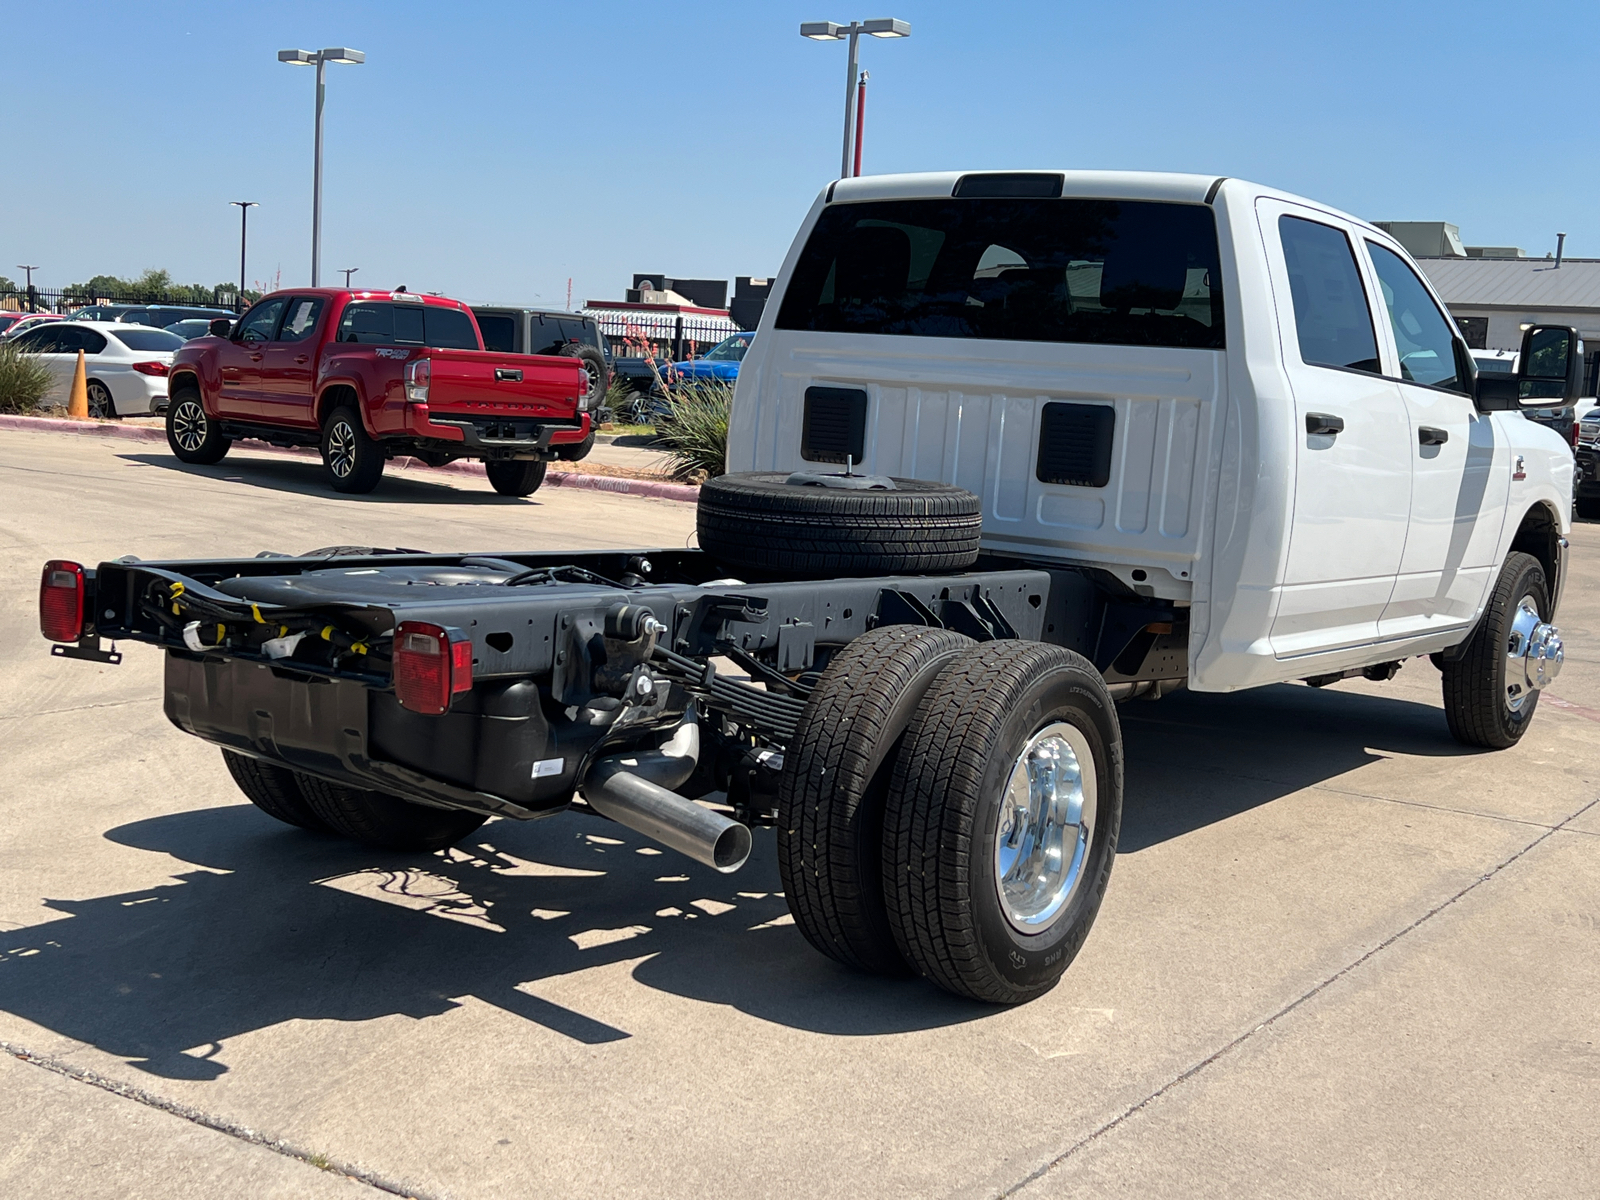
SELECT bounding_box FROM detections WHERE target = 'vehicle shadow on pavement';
[117,453,536,505]
[0,803,991,1079]
[1118,679,1477,853]
[0,679,1473,1077]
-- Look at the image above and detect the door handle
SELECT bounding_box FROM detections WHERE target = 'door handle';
[248,353,263,362]
[1305,412,1344,436]
[1418,426,1449,446]
[495,368,524,383]
[294,355,309,365]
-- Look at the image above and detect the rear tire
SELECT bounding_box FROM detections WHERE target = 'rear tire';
[777,625,975,975]
[698,472,983,578]
[222,750,331,832]
[166,386,231,464]
[297,776,487,851]
[320,406,385,494]
[884,641,1123,1004]
[485,459,548,496]
[1441,551,1551,749]
[86,380,118,419]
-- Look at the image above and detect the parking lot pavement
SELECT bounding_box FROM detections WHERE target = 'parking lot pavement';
[1,425,1596,1199]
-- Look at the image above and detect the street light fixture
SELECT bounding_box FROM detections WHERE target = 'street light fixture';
[278,46,365,287]
[799,19,910,178]
[16,264,38,312]
[229,202,257,313]
[341,267,359,287]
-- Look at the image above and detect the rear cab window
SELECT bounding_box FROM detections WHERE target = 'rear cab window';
[337,302,481,350]
[775,197,1224,349]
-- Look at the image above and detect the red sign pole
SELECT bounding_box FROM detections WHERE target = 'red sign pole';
[853,71,868,177]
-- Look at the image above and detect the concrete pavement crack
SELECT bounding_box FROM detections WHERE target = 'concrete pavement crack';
[0,1039,440,1200]
[993,794,1600,1198]
[0,698,156,722]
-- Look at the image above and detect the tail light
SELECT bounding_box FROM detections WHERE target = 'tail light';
[392,621,472,714]
[404,357,430,403]
[1574,421,1581,445]
[131,361,170,377]
[40,560,85,642]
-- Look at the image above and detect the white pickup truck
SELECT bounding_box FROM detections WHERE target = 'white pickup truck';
[39,170,1579,1007]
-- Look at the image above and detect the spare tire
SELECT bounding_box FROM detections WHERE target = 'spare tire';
[560,343,609,409]
[697,472,982,577]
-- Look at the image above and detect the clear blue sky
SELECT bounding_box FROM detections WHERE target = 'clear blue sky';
[3,0,1595,307]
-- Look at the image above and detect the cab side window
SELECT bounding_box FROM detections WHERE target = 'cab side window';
[237,298,287,344]
[277,297,325,343]
[1278,216,1380,373]
[1366,242,1462,392]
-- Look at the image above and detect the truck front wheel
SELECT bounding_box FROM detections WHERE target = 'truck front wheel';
[1441,551,1559,749]
[296,775,487,851]
[320,406,385,494]
[166,386,231,465]
[883,642,1123,1004]
[485,459,548,496]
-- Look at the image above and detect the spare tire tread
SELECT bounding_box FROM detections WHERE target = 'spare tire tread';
[698,472,982,577]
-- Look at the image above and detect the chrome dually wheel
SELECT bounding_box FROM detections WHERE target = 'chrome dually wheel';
[995,721,1097,934]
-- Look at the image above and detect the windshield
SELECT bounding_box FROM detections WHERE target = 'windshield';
[703,335,750,361]
[110,328,184,352]
[776,197,1224,349]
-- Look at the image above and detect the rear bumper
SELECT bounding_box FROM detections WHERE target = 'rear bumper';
[401,408,590,458]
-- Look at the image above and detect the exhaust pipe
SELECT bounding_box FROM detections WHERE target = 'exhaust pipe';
[582,705,753,873]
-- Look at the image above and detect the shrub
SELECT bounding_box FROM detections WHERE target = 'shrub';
[655,381,731,482]
[0,342,53,414]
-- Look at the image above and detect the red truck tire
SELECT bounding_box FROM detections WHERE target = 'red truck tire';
[320,407,385,493]
[485,460,547,496]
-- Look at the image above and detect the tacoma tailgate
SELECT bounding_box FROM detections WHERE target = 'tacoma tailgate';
[426,350,581,420]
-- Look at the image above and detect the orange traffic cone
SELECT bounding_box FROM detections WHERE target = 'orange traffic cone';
[67,349,89,419]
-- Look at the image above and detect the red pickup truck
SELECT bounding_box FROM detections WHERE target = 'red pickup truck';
[164,288,592,496]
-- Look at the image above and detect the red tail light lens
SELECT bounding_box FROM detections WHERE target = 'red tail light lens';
[392,621,472,714]
[404,357,431,403]
[131,360,170,377]
[40,560,85,642]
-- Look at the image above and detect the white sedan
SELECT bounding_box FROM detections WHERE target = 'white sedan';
[8,320,183,417]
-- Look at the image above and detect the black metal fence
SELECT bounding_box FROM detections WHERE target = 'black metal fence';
[587,310,745,362]
[1,286,246,316]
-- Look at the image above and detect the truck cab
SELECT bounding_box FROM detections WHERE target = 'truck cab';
[728,170,1574,694]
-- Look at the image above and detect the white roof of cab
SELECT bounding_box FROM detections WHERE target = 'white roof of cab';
[830,170,1223,205]
[828,170,1382,239]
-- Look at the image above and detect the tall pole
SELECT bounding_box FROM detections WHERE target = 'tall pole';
[853,71,868,177]
[312,55,326,287]
[17,265,38,312]
[341,267,358,287]
[230,202,257,312]
[840,25,861,178]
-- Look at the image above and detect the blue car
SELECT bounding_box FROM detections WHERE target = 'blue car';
[669,332,752,385]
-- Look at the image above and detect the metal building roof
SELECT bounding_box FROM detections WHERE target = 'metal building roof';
[1414,256,1600,310]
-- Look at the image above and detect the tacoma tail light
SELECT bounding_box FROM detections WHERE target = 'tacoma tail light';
[40,560,85,642]
[392,621,472,714]
[131,360,170,377]
[404,357,430,403]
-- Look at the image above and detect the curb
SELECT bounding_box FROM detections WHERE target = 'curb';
[0,413,700,504]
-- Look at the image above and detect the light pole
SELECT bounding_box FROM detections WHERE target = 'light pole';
[341,267,359,287]
[800,18,909,178]
[277,47,365,287]
[229,202,257,312]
